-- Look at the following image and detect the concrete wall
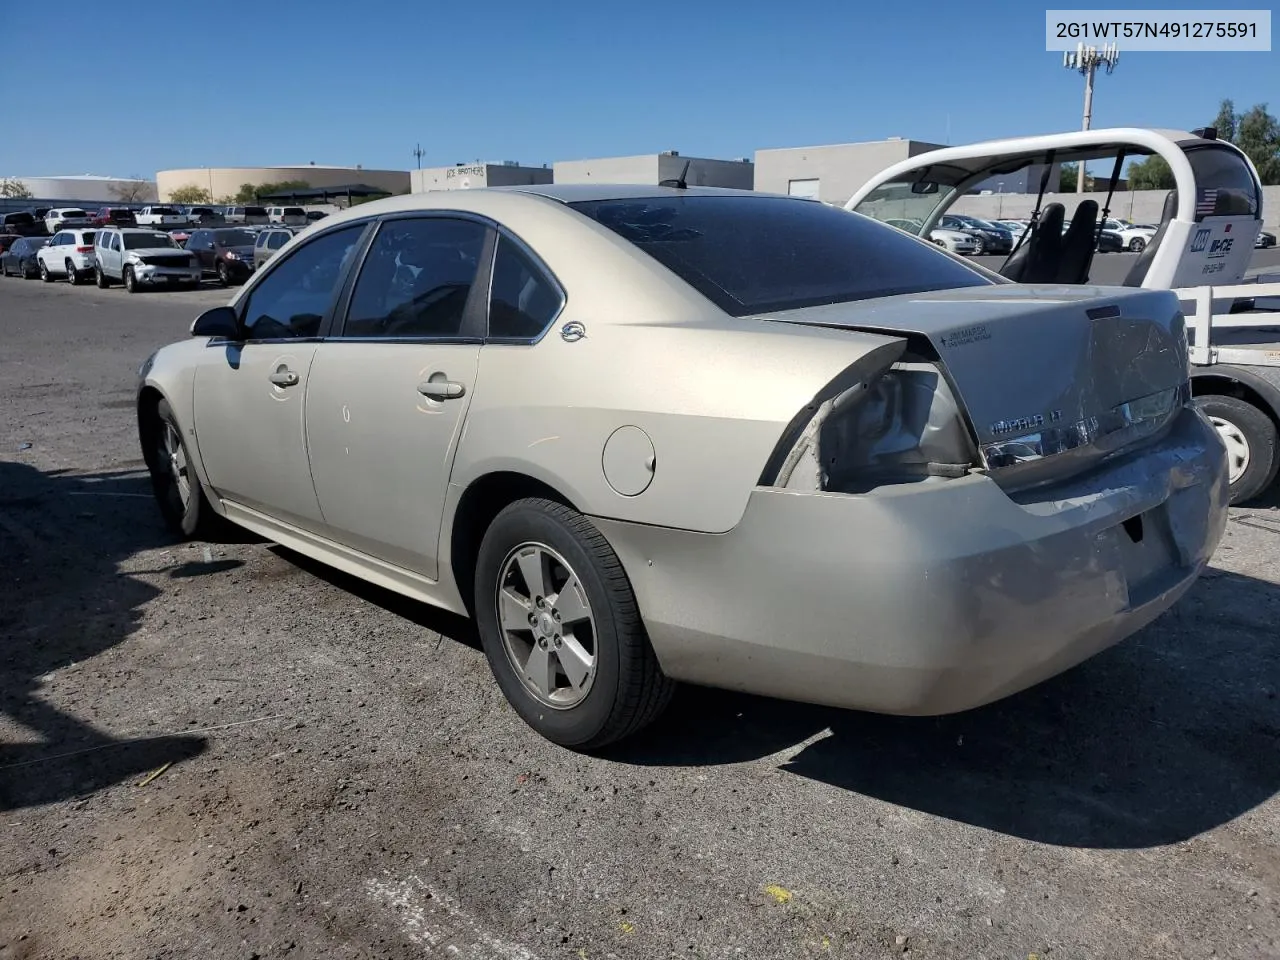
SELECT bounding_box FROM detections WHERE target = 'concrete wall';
[952,184,1280,230]
[156,166,410,202]
[554,154,754,188]
[410,164,552,193]
[3,177,157,203]
[753,140,945,203]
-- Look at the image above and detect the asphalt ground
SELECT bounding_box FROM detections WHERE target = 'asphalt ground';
[1,271,1279,960]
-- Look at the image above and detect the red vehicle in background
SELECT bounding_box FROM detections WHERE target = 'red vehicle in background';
[91,207,137,228]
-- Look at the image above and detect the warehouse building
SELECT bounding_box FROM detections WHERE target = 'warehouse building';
[554,151,754,189]
[753,138,947,203]
[755,137,1062,204]
[0,174,157,204]
[411,161,552,193]
[156,164,410,202]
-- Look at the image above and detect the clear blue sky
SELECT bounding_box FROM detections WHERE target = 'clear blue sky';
[0,0,1273,177]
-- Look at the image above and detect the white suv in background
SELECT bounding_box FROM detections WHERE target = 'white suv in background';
[266,206,307,226]
[93,227,201,292]
[44,208,93,233]
[36,229,98,284]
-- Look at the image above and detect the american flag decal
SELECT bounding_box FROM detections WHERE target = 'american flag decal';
[1195,189,1219,217]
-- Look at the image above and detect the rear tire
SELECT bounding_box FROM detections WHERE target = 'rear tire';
[95,265,110,288]
[474,498,674,749]
[39,260,52,282]
[65,259,81,285]
[1129,237,1147,253]
[1195,394,1279,505]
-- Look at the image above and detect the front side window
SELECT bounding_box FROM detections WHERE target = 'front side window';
[241,224,365,340]
[569,196,991,317]
[110,234,121,251]
[487,235,562,340]
[341,217,486,339]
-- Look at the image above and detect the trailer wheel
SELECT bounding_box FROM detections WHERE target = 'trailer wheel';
[1194,395,1279,504]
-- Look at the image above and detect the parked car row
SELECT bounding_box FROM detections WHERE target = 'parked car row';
[0,222,301,291]
[0,204,328,239]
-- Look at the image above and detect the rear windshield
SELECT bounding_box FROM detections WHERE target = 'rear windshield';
[60,210,88,218]
[4,213,34,225]
[244,206,267,216]
[123,233,176,250]
[151,207,178,215]
[214,228,257,246]
[568,196,991,316]
[1184,144,1260,219]
[282,207,305,215]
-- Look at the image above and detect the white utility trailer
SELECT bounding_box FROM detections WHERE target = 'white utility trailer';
[847,126,1280,503]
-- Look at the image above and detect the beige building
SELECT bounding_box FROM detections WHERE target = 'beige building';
[156,165,410,202]
[411,161,553,193]
[554,151,754,189]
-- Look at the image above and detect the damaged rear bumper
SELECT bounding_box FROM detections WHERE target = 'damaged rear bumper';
[593,406,1229,716]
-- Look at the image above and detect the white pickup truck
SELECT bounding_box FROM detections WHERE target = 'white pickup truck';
[135,205,185,228]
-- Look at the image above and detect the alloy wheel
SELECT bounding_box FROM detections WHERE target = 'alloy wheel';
[496,542,597,709]
[158,420,192,511]
[1209,415,1250,485]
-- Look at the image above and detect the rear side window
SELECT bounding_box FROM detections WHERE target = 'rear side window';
[1184,144,1260,219]
[487,235,563,340]
[342,217,486,339]
[269,232,288,250]
[568,196,992,317]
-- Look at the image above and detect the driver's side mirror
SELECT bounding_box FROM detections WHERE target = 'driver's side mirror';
[191,305,241,340]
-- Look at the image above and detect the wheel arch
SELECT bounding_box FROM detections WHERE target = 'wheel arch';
[136,380,224,517]
[447,471,581,617]
[1191,366,1280,428]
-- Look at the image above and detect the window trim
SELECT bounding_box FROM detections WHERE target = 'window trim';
[328,210,496,345]
[231,219,376,346]
[483,226,567,346]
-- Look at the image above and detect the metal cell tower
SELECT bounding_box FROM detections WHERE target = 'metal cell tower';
[1063,42,1119,192]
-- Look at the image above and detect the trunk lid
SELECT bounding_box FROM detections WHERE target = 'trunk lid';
[762,284,1191,483]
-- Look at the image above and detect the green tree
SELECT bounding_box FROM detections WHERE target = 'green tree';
[1235,103,1280,184]
[0,177,33,199]
[256,179,313,200]
[169,184,212,204]
[1127,154,1176,191]
[1057,162,1077,192]
[1212,98,1237,142]
[232,183,259,203]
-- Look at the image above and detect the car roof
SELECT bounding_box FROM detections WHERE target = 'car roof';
[492,183,778,203]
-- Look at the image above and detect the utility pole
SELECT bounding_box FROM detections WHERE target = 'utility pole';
[412,143,425,170]
[1063,42,1119,193]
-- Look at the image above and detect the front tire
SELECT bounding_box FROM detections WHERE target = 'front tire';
[1195,394,1279,505]
[124,266,138,293]
[970,237,986,256]
[474,498,674,749]
[143,398,223,539]
[217,262,230,286]
[1129,237,1147,253]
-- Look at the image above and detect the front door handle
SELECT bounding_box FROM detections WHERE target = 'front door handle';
[269,369,299,387]
[417,379,466,400]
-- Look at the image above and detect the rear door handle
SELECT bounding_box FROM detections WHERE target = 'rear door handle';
[269,369,299,387]
[417,380,466,400]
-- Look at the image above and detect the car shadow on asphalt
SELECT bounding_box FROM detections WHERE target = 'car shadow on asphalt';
[611,562,1280,850]
[0,461,207,811]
